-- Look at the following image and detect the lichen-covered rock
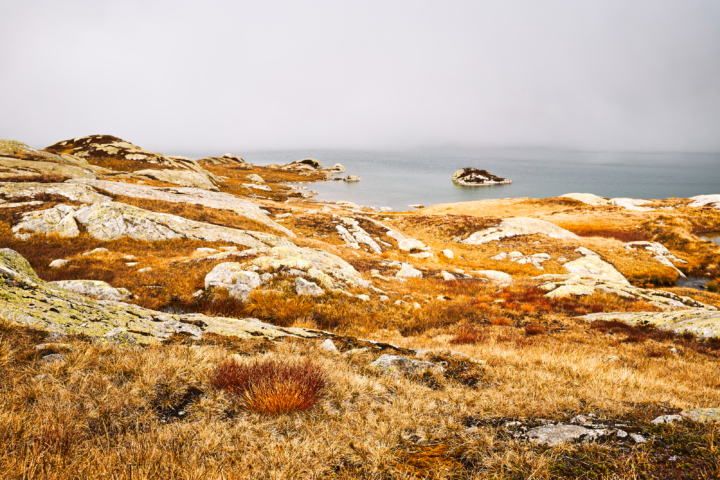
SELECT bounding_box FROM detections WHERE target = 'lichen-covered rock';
[680,408,720,423]
[0,139,89,167]
[524,425,608,446]
[462,217,579,245]
[50,280,131,301]
[295,278,324,296]
[336,217,383,254]
[581,308,720,338]
[197,153,252,169]
[545,284,595,298]
[15,202,292,249]
[562,253,629,285]
[131,169,218,190]
[0,182,111,204]
[205,263,261,300]
[68,178,293,236]
[451,168,512,186]
[366,354,443,376]
[625,241,687,277]
[0,248,320,344]
[291,158,324,169]
[609,198,653,211]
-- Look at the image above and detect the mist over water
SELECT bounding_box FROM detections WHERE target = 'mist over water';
[225,148,720,210]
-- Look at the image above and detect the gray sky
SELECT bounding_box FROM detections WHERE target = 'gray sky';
[2,0,720,153]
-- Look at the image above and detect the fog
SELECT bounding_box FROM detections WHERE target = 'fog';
[1,0,720,153]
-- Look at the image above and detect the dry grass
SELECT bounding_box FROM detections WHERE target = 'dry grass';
[210,358,328,414]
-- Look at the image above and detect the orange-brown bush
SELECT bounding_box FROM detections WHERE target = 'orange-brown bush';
[247,291,315,327]
[449,329,486,345]
[524,324,545,336]
[210,358,327,414]
[489,315,512,326]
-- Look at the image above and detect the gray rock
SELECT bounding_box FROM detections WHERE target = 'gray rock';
[41,353,67,364]
[396,264,423,279]
[630,433,647,444]
[295,278,324,296]
[441,249,454,259]
[440,271,456,281]
[321,339,338,353]
[356,294,370,302]
[398,239,426,251]
[525,424,607,446]
[366,354,444,376]
[343,175,361,182]
[49,259,69,268]
[651,415,684,425]
[246,173,265,183]
[205,263,261,300]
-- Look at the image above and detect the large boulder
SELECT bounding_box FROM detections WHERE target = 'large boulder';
[14,202,293,249]
[291,158,324,170]
[461,217,579,245]
[452,168,512,186]
[0,248,320,344]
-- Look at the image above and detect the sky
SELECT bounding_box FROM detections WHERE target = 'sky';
[1,0,720,153]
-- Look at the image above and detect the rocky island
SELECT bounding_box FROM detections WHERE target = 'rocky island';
[452,167,513,186]
[1,135,720,478]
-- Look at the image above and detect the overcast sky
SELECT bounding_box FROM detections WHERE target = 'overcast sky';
[1,0,720,153]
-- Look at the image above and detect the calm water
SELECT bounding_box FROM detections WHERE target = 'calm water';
[198,147,720,211]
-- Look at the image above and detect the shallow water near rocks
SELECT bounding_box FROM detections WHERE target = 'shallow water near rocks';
[698,232,720,246]
[677,277,712,291]
[176,147,720,210]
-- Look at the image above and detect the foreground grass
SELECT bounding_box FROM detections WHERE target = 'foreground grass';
[2,315,720,479]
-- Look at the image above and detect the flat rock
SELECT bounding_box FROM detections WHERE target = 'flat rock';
[50,280,131,302]
[580,308,720,337]
[462,217,579,245]
[651,415,684,425]
[545,284,595,298]
[0,182,111,204]
[562,254,629,285]
[609,198,653,211]
[130,169,218,190]
[366,354,443,376]
[524,424,607,446]
[688,194,720,209]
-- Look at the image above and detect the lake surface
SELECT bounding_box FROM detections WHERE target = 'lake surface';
[201,147,720,211]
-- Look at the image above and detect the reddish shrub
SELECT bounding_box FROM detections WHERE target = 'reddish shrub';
[210,358,327,414]
[489,316,512,326]
[520,304,536,313]
[450,329,486,345]
[524,324,545,336]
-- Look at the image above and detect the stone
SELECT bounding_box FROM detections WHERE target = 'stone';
[379,295,390,302]
[409,251,433,259]
[295,278,324,296]
[49,280,131,302]
[33,374,53,382]
[562,254,629,285]
[680,408,720,423]
[67,178,293,236]
[366,354,444,376]
[441,271,456,281]
[630,433,647,444]
[196,247,220,255]
[356,294,370,301]
[292,158,324,169]
[49,259,69,268]
[0,157,99,180]
[396,264,422,279]
[0,139,90,167]
[474,270,512,283]
[35,343,73,352]
[247,173,265,183]
[651,415,684,425]
[524,425,607,446]
[83,247,109,256]
[329,163,346,172]
[398,239,426,251]
[412,302,422,309]
[336,217,383,254]
[559,193,609,206]
[462,217,579,245]
[15,202,292,249]
[41,353,67,364]
[137,267,152,273]
[343,175,361,182]
[0,182,111,204]
[451,168,512,186]
[0,248,323,344]
[321,339,338,353]
[205,263,261,300]
[441,249,454,259]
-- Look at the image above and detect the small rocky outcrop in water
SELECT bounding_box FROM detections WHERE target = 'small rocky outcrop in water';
[452,168,512,186]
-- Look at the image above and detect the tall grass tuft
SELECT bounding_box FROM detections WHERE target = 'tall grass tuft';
[210,358,327,414]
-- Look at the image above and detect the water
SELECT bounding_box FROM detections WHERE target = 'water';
[699,233,720,246]
[196,147,720,211]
